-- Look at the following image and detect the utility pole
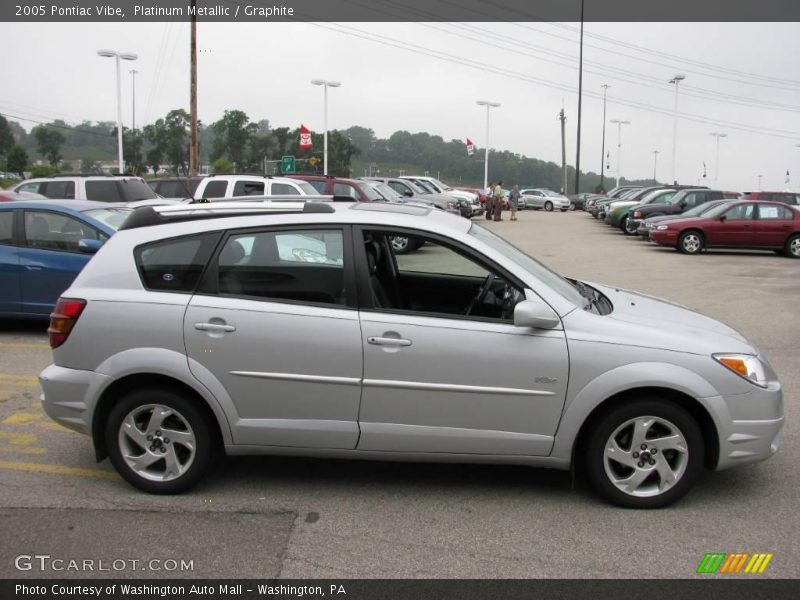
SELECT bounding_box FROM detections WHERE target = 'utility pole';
[610,119,630,185]
[600,84,610,191]
[709,132,727,182]
[189,0,199,176]
[573,0,585,195]
[129,69,138,132]
[652,150,660,182]
[669,74,686,184]
[559,106,567,195]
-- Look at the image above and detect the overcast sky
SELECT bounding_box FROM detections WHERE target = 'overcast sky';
[2,21,799,190]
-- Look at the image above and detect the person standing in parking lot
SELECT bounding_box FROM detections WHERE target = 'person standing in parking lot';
[493,180,504,221]
[509,184,520,221]
[485,182,495,220]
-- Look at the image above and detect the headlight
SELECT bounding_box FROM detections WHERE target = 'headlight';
[633,211,642,218]
[447,201,456,209]
[713,354,769,388]
[655,225,669,231]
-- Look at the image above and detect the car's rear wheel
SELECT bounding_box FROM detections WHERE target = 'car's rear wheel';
[544,201,554,211]
[106,388,215,494]
[785,234,800,258]
[585,400,704,508]
[568,203,576,211]
[678,230,704,254]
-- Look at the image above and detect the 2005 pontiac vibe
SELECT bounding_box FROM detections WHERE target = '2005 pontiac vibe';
[39,201,783,508]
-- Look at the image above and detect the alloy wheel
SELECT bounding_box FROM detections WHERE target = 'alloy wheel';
[680,232,702,254]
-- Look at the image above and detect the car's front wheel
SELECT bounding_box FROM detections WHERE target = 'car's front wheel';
[106,388,215,494]
[785,234,800,258]
[678,230,704,254]
[622,216,638,236]
[585,400,704,508]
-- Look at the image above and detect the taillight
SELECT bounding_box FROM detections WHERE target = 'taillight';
[47,298,87,349]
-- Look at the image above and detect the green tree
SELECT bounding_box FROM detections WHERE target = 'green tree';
[80,157,103,174]
[144,109,191,174]
[32,125,66,166]
[211,109,257,169]
[212,158,234,173]
[120,127,144,175]
[0,116,14,157]
[6,144,28,177]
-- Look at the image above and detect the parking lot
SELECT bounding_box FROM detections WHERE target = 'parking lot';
[0,208,797,579]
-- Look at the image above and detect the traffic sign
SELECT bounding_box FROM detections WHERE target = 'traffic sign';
[281,155,296,174]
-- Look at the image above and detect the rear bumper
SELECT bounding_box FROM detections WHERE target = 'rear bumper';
[39,364,109,436]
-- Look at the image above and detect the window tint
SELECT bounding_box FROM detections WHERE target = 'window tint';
[757,204,791,220]
[0,211,13,244]
[217,229,346,305]
[136,234,218,292]
[271,182,300,195]
[16,183,41,194]
[202,180,228,198]
[682,193,702,208]
[388,181,409,196]
[24,211,101,252]
[333,183,358,199]
[232,181,265,196]
[85,181,121,202]
[306,180,327,194]
[41,181,76,199]
[724,203,756,221]
[157,181,192,198]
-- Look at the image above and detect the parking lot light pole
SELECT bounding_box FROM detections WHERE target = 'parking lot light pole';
[652,150,660,182]
[98,49,138,174]
[758,174,763,190]
[709,132,727,182]
[476,100,501,191]
[311,79,341,175]
[610,119,630,185]
[599,84,610,190]
[669,74,686,184]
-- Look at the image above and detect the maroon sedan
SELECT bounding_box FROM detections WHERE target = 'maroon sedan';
[649,200,800,258]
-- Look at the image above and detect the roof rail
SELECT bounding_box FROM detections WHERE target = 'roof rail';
[119,200,335,230]
[46,173,128,178]
[206,172,269,178]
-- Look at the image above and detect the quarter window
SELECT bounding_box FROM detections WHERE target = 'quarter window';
[232,181,265,196]
[216,229,346,306]
[85,181,121,202]
[271,183,300,195]
[136,234,218,292]
[202,180,228,198]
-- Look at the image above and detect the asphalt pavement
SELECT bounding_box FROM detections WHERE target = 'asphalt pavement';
[0,208,797,579]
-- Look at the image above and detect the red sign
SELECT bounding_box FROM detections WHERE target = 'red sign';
[299,124,313,149]
[466,138,474,156]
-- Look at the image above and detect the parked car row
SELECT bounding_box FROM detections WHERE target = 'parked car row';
[585,185,800,258]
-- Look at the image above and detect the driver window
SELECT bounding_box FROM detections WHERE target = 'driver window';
[362,231,523,320]
[724,203,755,221]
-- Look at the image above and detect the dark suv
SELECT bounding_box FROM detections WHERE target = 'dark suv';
[626,189,734,233]
[147,176,206,199]
[288,175,383,202]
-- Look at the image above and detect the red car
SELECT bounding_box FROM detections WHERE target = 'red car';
[744,191,800,206]
[650,200,800,257]
[288,175,383,202]
[0,190,46,202]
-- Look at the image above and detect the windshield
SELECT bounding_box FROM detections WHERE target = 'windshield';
[118,179,159,201]
[684,200,729,217]
[296,181,319,195]
[403,180,428,194]
[701,202,737,218]
[83,207,133,230]
[414,180,435,193]
[640,189,674,204]
[374,183,403,201]
[356,182,385,202]
[428,178,451,191]
[468,223,585,308]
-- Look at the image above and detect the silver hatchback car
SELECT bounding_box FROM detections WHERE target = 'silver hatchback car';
[40,201,783,508]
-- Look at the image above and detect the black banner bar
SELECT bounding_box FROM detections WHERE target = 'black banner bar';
[2,0,800,23]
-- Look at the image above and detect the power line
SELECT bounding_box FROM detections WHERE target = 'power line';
[0,111,115,138]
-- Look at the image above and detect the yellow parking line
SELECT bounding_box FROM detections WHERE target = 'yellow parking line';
[0,460,118,480]
[0,446,46,456]
[0,374,39,384]
[3,412,42,425]
[0,431,38,445]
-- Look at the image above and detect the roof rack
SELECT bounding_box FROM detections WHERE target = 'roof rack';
[47,173,135,178]
[119,200,335,230]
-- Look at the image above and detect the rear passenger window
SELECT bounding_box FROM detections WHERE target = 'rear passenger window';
[202,180,228,198]
[0,212,13,244]
[136,234,219,293]
[86,181,121,202]
[271,183,300,195]
[216,229,346,306]
[24,211,102,252]
[41,181,76,199]
[307,180,327,194]
[333,183,358,199]
[232,181,265,196]
[758,205,790,220]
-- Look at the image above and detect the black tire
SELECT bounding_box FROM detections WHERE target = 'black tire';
[105,387,215,494]
[584,399,704,509]
[678,230,704,255]
[621,215,637,236]
[544,201,554,211]
[560,208,568,212]
[785,234,800,258]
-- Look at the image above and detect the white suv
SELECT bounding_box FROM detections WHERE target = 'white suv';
[13,175,158,202]
[194,175,317,200]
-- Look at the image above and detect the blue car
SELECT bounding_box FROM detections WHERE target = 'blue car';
[0,200,131,318]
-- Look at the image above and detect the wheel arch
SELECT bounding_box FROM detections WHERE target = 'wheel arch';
[569,386,720,474]
[91,373,228,462]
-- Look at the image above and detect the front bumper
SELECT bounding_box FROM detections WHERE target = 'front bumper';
[649,229,678,246]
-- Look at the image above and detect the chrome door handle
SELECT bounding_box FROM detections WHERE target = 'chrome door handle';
[368,336,412,347]
[24,265,44,271]
[195,322,236,332]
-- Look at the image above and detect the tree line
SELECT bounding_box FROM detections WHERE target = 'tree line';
[1,112,656,192]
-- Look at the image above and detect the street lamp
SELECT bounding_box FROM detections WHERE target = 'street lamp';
[709,133,727,182]
[652,150,660,182]
[669,74,686,184]
[476,100,501,190]
[599,84,610,190]
[311,79,341,175]
[758,174,763,190]
[98,49,138,174]
[610,119,630,185]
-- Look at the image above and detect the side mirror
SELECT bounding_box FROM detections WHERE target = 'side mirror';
[679,201,687,208]
[78,238,104,254]
[514,293,560,329]
[719,215,727,222]
[403,189,413,197]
